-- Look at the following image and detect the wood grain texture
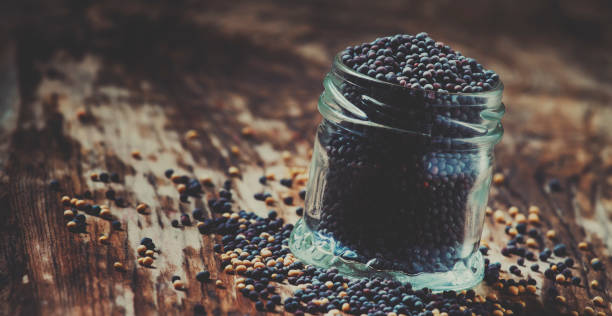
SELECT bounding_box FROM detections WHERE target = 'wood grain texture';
[1,0,611,315]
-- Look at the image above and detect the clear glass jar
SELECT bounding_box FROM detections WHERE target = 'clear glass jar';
[289,53,505,291]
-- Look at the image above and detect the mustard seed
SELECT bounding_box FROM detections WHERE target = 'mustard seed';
[592,296,604,306]
[215,280,223,287]
[142,257,154,266]
[228,166,240,177]
[196,270,210,282]
[493,210,505,223]
[590,258,603,270]
[63,210,75,219]
[492,173,504,185]
[508,206,519,217]
[186,129,198,140]
[99,235,109,244]
[137,245,147,255]
[113,262,124,271]
[173,280,185,290]
[131,150,142,159]
[578,241,589,251]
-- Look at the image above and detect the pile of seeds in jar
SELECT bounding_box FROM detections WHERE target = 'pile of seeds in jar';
[303,32,502,274]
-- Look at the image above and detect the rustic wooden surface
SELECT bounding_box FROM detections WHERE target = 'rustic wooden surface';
[1,1,612,315]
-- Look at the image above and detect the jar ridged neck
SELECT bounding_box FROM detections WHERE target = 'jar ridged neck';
[318,53,505,147]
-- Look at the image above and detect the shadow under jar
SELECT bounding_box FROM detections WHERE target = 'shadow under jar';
[289,53,505,291]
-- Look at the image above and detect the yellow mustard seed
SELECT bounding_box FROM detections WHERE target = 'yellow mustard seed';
[63,210,75,219]
[264,196,275,206]
[492,310,503,316]
[245,284,254,291]
[254,262,265,269]
[342,303,350,312]
[113,262,124,271]
[493,173,504,185]
[526,285,537,294]
[177,184,186,193]
[578,241,589,251]
[508,228,518,237]
[173,280,185,290]
[515,213,527,224]
[555,296,566,304]
[507,285,519,296]
[555,274,566,283]
[236,265,247,274]
[584,307,595,316]
[236,283,246,290]
[592,296,604,306]
[66,221,77,229]
[145,250,155,257]
[136,203,148,214]
[546,230,556,240]
[528,205,540,214]
[486,293,498,302]
[215,280,223,287]
[99,235,109,244]
[528,213,540,224]
[137,245,148,255]
[100,209,111,218]
[485,206,493,216]
[526,238,538,248]
[228,166,240,177]
[493,210,505,223]
[508,206,519,217]
[185,129,198,140]
[260,248,272,257]
[131,150,142,159]
[142,257,154,266]
[70,198,78,205]
[241,126,254,137]
[61,195,71,204]
[200,176,213,186]
[590,280,599,289]
[90,173,99,181]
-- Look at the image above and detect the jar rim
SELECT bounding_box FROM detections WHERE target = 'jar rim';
[332,52,504,98]
[318,52,505,148]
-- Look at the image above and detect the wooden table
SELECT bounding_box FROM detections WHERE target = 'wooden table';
[1,1,611,315]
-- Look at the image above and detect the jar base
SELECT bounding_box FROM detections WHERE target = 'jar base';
[289,218,484,292]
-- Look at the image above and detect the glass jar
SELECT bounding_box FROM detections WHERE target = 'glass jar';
[289,53,505,291]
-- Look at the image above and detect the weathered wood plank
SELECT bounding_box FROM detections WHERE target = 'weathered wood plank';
[1,1,612,315]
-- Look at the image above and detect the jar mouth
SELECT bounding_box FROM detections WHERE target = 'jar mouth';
[318,52,505,148]
[331,52,504,99]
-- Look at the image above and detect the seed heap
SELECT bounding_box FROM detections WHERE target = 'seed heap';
[303,33,502,275]
[50,157,608,315]
[137,237,157,267]
[341,32,499,93]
